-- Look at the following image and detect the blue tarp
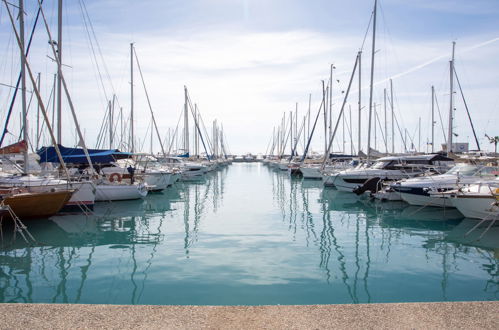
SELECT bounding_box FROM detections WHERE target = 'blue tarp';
[37,145,132,164]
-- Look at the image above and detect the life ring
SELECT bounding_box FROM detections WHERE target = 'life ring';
[109,173,122,183]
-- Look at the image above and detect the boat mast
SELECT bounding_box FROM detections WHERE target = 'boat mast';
[366,0,377,162]
[431,85,435,153]
[357,51,362,155]
[329,64,333,141]
[57,0,62,144]
[130,43,134,153]
[447,41,455,155]
[19,0,28,173]
[36,72,40,150]
[384,88,388,154]
[390,78,394,153]
[184,86,189,156]
[108,99,113,149]
[290,111,293,156]
[322,80,327,157]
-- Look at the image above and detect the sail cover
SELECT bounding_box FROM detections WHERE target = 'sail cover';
[37,145,132,164]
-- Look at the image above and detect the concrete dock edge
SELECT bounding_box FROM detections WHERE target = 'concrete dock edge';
[0,301,497,329]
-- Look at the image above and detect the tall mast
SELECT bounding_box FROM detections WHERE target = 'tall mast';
[322,80,327,156]
[184,86,189,156]
[295,102,298,155]
[357,51,362,155]
[366,0,377,162]
[431,85,435,153]
[130,43,134,153]
[36,72,40,150]
[108,99,113,149]
[194,104,198,157]
[56,0,62,144]
[307,93,311,148]
[390,78,394,153]
[447,41,456,155]
[19,0,28,172]
[349,106,353,155]
[329,64,333,141]
[290,111,293,156]
[384,88,388,154]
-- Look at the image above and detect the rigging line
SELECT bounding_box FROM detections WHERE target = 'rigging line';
[133,47,166,155]
[375,106,387,151]
[186,91,213,158]
[167,108,183,155]
[434,92,447,145]
[94,104,109,148]
[0,0,45,147]
[80,0,117,96]
[453,67,481,150]
[77,0,109,103]
[377,36,499,87]
[187,93,213,154]
[360,9,374,51]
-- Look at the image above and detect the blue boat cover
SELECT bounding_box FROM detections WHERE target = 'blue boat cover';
[37,145,132,164]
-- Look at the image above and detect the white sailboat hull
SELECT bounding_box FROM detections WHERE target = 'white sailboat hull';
[95,183,148,201]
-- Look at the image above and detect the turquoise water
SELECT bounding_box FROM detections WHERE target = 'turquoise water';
[0,163,497,305]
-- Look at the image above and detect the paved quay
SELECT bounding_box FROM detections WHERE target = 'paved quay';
[1,301,497,329]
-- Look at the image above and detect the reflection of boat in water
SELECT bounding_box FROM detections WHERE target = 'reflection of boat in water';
[320,188,368,212]
[446,218,499,253]
[399,206,464,221]
[301,179,323,190]
[50,214,99,234]
[143,193,172,214]
[93,199,146,217]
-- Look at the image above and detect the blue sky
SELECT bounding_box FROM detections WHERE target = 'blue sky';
[1,0,499,154]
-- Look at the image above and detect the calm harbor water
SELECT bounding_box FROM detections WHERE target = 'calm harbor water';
[0,163,497,305]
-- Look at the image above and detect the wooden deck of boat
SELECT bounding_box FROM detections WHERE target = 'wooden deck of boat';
[1,301,496,329]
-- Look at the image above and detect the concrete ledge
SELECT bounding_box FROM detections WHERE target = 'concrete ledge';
[0,301,497,329]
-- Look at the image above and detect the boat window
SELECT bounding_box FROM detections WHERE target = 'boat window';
[444,164,478,176]
[371,160,393,169]
[475,166,499,177]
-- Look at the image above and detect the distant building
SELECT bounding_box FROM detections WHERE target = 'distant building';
[441,142,469,153]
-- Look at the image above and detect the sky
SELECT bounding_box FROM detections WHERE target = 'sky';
[1,0,499,155]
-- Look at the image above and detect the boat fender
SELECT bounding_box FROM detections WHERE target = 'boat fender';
[109,173,122,183]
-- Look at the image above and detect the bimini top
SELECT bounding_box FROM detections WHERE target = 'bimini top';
[376,154,453,163]
[37,145,132,164]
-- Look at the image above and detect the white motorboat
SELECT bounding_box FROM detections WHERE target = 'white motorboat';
[331,154,454,192]
[392,164,499,207]
[449,179,499,219]
[156,156,207,180]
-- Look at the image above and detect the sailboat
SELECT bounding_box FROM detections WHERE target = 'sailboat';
[0,187,74,219]
[0,1,96,213]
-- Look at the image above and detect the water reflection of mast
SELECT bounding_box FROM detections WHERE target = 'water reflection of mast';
[75,246,95,303]
[130,216,138,304]
[320,205,355,302]
[137,211,165,303]
[183,184,191,257]
[300,183,318,246]
[52,246,74,303]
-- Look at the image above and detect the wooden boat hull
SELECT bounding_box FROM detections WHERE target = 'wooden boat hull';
[1,190,74,219]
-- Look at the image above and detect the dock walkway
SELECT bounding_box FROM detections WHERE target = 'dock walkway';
[1,301,497,329]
